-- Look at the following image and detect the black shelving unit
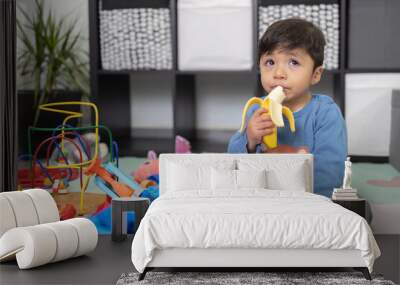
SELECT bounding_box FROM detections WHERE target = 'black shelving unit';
[89,0,399,159]
[89,0,257,156]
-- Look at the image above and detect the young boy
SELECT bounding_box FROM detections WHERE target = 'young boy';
[228,18,347,198]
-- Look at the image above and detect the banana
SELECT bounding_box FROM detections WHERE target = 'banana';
[239,86,295,149]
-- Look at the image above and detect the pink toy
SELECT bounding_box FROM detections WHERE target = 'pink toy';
[133,135,192,183]
[175,135,191,153]
[59,203,77,220]
[134,151,159,183]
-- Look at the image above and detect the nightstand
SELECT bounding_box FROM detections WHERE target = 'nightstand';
[332,198,366,219]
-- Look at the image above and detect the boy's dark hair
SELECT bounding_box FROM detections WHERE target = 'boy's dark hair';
[258,18,326,69]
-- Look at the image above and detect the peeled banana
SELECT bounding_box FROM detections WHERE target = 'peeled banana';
[239,86,296,149]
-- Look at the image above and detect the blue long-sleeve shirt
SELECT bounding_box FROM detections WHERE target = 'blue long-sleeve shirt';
[228,94,348,197]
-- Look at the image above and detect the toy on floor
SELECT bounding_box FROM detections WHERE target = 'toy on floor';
[52,178,69,194]
[21,101,120,215]
[133,135,192,184]
[139,185,159,201]
[140,179,157,189]
[34,101,101,168]
[103,135,193,231]
[175,135,191,153]
[18,163,79,189]
[134,150,159,183]
[59,203,77,220]
[88,135,192,233]
[31,134,86,195]
[50,132,109,164]
[239,86,295,149]
[85,158,144,199]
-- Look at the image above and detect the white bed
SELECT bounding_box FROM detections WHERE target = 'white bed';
[131,154,380,280]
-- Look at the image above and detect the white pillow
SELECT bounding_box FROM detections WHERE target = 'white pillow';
[211,168,237,190]
[167,163,209,191]
[238,159,309,192]
[167,160,235,191]
[211,168,267,190]
[266,163,307,192]
[237,169,267,189]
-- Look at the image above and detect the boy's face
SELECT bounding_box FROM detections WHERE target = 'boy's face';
[259,47,323,106]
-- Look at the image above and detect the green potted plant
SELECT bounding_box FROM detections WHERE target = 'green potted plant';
[17,0,89,125]
[17,0,90,154]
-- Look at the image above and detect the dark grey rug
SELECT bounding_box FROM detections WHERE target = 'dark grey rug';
[116,271,396,285]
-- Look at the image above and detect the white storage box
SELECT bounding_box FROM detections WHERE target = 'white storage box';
[178,0,254,71]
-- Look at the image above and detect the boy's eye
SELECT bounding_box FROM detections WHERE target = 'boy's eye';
[289,59,300,66]
[264,59,274,66]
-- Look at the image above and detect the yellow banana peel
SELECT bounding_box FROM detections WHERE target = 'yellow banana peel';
[239,86,295,149]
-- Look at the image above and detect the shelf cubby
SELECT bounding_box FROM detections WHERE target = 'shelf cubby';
[348,0,400,70]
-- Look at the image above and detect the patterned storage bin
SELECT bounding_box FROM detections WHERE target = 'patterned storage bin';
[259,4,340,70]
[99,2,173,70]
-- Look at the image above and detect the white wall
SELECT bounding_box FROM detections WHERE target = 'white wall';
[346,74,400,156]
[195,73,256,130]
[130,73,174,129]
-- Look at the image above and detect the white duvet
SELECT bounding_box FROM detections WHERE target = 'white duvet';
[131,190,380,273]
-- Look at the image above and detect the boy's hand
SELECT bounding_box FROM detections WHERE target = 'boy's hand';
[246,107,275,152]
